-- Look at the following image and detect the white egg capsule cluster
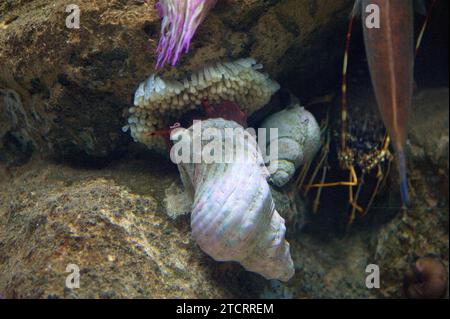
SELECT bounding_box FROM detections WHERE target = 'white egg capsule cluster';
[126,58,280,151]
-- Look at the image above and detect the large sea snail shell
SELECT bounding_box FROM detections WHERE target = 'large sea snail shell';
[172,118,295,281]
[259,104,321,187]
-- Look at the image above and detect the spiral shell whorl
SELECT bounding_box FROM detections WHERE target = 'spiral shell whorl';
[261,105,321,187]
[175,118,294,281]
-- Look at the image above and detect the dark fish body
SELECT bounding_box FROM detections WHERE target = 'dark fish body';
[361,0,414,206]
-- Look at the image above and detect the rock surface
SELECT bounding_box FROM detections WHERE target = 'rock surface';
[0,0,448,299]
[0,156,261,298]
[370,88,449,298]
[0,0,352,162]
[1,88,447,299]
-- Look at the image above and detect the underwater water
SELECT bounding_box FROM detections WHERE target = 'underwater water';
[0,0,448,303]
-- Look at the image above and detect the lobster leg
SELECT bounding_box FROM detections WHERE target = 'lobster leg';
[348,171,365,225]
[312,164,328,213]
[298,117,331,213]
[363,164,386,217]
[299,113,331,195]
[297,110,329,192]
[308,163,358,188]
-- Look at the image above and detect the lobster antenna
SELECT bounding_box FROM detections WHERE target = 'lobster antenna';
[416,0,438,54]
[341,1,360,151]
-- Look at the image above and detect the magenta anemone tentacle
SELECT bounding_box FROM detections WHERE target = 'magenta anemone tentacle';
[155,0,217,70]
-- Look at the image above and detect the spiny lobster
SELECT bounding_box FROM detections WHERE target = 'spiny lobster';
[298,0,438,224]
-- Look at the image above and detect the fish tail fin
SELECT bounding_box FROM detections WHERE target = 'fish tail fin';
[398,150,411,208]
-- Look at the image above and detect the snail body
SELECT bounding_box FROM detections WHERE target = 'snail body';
[172,118,294,281]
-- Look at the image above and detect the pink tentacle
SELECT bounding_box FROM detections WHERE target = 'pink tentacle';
[154,0,217,70]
